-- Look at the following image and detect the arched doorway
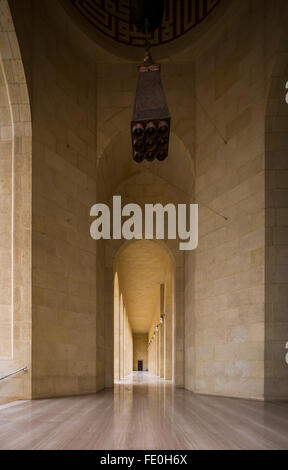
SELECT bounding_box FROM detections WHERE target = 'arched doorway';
[114,240,175,383]
[99,127,193,389]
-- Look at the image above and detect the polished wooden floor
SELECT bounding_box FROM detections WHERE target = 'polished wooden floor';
[0,373,288,450]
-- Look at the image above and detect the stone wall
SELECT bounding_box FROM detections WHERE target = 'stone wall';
[3,0,288,403]
[265,38,288,400]
[0,51,13,360]
[183,0,288,400]
[0,0,32,405]
[123,305,133,378]
[113,266,133,381]
[9,0,103,398]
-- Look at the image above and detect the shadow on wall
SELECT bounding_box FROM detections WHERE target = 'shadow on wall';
[265,43,288,401]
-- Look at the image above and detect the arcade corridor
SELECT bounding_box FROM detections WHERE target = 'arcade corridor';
[0,0,288,453]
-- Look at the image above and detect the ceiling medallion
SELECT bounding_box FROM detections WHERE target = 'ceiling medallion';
[69,0,222,48]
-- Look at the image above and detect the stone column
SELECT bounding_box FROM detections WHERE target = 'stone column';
[156,332,160,377]
[119,299,124,379]
[152,338,156,375]
[123,312,126,377]
[159,323,165,378]
[155,335,157,376]
[105,270,114,388]
[164,303,173,380]
[175,268,184,386]
[114,294,120,381]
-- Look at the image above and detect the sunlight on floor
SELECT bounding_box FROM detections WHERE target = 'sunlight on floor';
[114,371,173,386]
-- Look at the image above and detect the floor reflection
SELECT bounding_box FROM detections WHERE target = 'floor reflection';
[0,373,287,450]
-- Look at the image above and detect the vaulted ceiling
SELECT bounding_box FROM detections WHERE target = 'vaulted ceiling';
[116,240,172,333]
[61,0,222,57]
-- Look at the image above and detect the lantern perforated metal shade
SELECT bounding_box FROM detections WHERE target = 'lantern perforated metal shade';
[131,52,171,163]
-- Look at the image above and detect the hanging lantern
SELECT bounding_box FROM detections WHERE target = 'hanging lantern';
[130,0,170,163]
[131,51,171,163]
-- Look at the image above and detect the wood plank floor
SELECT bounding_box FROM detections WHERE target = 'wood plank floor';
[0,373,287,450]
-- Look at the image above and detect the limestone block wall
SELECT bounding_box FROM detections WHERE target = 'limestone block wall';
[0,0,32,405]
[123,307,133,378]
[114,274,120,381]
[265,46,288,400]
[133,334,148,371]
[4,0,288,403]
[113,282,133,381]
[96,238,106,391]
[0,57,12,360]
[183,0,288,400]
[148,276,173,379]
[164,277,173,381]
[9,0,103,398]
[148,301,158,376]
[192,4,266,400]
[148,339,156,376]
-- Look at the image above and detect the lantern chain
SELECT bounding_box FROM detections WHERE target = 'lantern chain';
[144,18,151,53]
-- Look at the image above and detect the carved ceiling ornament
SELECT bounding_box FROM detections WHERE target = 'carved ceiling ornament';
[68,0,221,48]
